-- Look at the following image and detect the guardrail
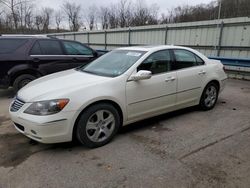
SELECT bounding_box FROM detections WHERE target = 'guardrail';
[209,57,250,80]
[209,57,250,67]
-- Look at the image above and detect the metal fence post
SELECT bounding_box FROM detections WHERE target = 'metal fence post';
[104,30,107,50]
[87,32,90,45]
[128,28,131,46]
[164,26,168,45]
[217,21,224,57]
[73,33,76,41]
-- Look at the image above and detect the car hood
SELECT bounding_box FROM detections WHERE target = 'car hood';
[17,69,111,102]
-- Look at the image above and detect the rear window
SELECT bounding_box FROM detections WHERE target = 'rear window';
[30,42,42,55]
[62,41,93,55]
[39,40,63,55]
[0,39,27,54]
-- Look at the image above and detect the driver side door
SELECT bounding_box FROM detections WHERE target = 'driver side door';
[126,50,177,121]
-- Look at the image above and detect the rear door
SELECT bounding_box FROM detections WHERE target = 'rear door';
[172,49,208,106]
[61,40,96,68]
[29,39,72,74]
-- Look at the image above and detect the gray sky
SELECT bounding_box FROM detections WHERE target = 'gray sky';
[39,0,214,13]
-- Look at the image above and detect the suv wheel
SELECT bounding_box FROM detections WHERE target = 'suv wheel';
[13,74,36,92]
[76,103,120,148]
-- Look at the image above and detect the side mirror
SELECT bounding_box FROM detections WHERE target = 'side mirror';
[93,51,98,57]
[129,70,152,81]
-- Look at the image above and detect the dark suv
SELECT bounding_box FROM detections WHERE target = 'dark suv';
[0,35,103,92]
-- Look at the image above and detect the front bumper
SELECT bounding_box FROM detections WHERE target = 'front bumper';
[9,103,77,144]
[220,78,227,93]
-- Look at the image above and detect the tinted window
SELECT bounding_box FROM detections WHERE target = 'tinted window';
[63,41,93,55]
[138,50,172,75]
[173,49,204,70]
[38,40,63,55]
[0,39,27,54]
[30,42,42,55]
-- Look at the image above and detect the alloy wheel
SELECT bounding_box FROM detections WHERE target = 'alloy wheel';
[204,85,217,108]
[86,110,115,142]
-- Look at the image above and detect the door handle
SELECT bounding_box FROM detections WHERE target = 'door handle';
[198,70,206,75]
[32,58,40,63]
[165,76,176,82]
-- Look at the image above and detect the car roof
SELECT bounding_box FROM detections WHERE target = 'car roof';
[117,45,193,52]
[0,35,52,39]
[117,45,209,61]
[0,34,46,37]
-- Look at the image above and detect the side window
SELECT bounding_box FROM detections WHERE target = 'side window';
[195,55,205,66]
[30,42,42,55]
[63,41,93,55]
[137,50,172,75]
[173,49,204,70]
[38,40,63,55]
[0,39,27,54]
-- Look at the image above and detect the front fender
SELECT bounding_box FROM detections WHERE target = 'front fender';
[73,96,126,122]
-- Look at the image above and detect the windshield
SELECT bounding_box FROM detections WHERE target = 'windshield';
[79,50,146,77]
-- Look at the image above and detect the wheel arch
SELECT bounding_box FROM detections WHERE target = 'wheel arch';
[9,68,42,86]
[199,79,221,101]
[72,99,124,140]
[205,79,220,91]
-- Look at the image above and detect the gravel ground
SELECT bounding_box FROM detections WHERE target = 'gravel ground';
[0,79,249,188]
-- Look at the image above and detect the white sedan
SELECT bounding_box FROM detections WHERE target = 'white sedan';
[9,46,227,148]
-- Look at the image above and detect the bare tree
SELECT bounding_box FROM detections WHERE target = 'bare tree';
[1,0,19,29]
[85,5,97,30]
[131,0,158,26]
[117,0,133,27]
[41,7,53,32]
[24,7,33,30]
[55,10,63,31]
[0,9,4,30]
[1,0,250,33]
[62,1,82,31]
[34,14,42,31]
[18,0,34,30]
[107,4,118,29]
[99,6,109,29]
[1,0,33,30]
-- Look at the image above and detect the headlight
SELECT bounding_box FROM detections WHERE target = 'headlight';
[24,99,69,115]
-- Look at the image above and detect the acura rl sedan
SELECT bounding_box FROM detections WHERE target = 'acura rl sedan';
[9,46,227,148]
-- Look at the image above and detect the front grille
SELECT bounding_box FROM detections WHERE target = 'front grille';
[14,123,25,131]
[10,98,25,112]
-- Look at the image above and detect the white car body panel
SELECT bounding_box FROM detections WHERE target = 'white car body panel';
[176,65,206,107]
[126,71,177,121]
[9,45,227,144]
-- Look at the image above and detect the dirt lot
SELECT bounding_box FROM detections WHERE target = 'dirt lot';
[0,79,249,188]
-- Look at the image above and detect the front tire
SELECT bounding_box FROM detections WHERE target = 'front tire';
[76,103,120,148]
[199,82,219,110]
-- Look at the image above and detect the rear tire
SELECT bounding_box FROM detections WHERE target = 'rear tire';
[199,82,219,111]
[13,74,36,93]
[76,103,120,148]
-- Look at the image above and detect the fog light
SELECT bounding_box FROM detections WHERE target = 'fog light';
[31,130,37,135]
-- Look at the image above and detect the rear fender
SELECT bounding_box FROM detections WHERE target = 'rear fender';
[8,65,42,85]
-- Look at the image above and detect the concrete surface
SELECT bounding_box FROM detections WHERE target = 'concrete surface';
[0,79,249,188]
